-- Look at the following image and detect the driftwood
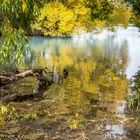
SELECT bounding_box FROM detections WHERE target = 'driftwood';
[0,68,48,87]
[0,68,69,104]
[0,67,53,104]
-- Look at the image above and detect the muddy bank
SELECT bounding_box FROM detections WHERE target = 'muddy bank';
[0,98,139,140]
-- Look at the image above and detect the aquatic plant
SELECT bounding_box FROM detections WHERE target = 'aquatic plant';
[0,103,38,126]
[126,69,140,112]
[67,113,81,129]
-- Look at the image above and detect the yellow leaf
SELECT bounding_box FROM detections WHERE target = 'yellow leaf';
[75,113,78,118]
[22,0,27,13]
[1,106,8,114]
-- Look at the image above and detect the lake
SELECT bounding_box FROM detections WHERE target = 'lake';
[0,26,140,139]
[29,26,140,79]
[27,26,140,108]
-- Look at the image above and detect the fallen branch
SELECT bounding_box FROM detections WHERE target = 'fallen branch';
[0,68,48,87]
[0,68,69,104]
[0,67,53,104]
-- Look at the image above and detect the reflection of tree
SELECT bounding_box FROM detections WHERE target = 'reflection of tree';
[26,37,129,115]
[24,50,38,68]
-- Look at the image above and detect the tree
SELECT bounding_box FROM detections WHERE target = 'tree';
[125,0,140,27]
[0,0,133,64]
[86,0,114,21]
[125,0,140,14]
[32,0,132,36]
[0,0,41,64]
[32,1,91,36]
[1,0,41,30]
[107,2,131,30]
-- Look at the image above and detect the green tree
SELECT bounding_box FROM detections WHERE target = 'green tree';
[125,0,140,27]
[125,0,140,14]
[0,0,41,64]
[1,0,41,30]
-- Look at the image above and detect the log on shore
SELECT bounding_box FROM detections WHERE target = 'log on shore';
[0,68,48,87]
[0,68,53,104]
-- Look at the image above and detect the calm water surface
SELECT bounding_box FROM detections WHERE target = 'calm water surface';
[1,27,140,139]
[28,26,140,101]
[29,26,140,79]
[27,26,140,110]
[27,27,140,137]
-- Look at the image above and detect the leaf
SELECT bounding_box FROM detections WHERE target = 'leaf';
[22,0,27,13]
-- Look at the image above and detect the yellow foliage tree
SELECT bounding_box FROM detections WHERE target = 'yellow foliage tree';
[107,3,131,30]
[32,1,91,36]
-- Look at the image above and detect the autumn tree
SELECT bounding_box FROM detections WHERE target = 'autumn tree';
[107,1,131,30]
[31,1,91,36]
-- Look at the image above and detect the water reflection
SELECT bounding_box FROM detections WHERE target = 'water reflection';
[26,28,133,116]
[1,27,140,138]
[104,124,126,136]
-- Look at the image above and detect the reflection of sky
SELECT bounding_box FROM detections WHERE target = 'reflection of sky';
[74,27,140,79]
[73,27,140,79]
[114,27,140,79]
[28,28,139,120]
[105,124,126,136]
[116,101,126,114]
